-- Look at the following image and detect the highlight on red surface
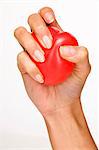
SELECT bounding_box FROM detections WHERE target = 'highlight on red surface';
[31,26,78,85]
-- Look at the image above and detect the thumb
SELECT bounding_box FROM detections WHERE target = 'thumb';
[59,46,91,80]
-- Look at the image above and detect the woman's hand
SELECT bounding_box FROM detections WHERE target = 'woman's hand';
[14,7,97,150]
[14,7,91,117]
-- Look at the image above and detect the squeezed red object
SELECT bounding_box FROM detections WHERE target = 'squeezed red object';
[31,26,78,85]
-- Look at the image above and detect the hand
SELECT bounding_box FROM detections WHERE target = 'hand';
[14,7,91,117]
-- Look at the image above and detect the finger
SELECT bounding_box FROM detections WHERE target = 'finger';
[14,27,45,63]
[28,13,52,49]
[17,51,44,83]
[39,7,62,31]
[59,46,91,76]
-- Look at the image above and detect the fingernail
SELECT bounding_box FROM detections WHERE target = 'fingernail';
[44,12,54,23]
[60,46,77,57]
[43,35,52,49]
[34,50,45,62]
[35,74,44,83]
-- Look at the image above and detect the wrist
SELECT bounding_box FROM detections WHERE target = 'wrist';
[44,99,97,150]
[44,99,82,123]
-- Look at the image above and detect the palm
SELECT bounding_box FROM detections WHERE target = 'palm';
[22,69,84,116]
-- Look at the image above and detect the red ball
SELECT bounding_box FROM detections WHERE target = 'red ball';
[31,26,78,85]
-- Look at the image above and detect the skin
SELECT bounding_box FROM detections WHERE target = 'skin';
[14,7,97,150]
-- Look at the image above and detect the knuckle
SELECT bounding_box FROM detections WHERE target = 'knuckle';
[17,61,21,71]
[28,13,37,24]
[17,53,21,63]
[14,27,26,37]
[88,63,91,73]
[79,46,89,62]
[28,14,33,24]
[17,51,25,68]
[17,51,23,62]
[85,63,91,76]
[17,52,27,73]
[17,52,22,70]
[40,7,53,13]
[82,46,88,58]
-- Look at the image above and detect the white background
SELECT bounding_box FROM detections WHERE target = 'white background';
[0,0,99,149]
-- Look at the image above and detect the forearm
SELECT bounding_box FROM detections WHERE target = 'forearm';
[44,100,97,150]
